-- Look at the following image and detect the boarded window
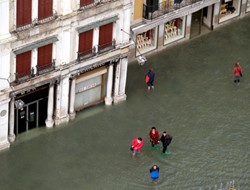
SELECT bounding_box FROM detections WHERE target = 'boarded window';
[16,51,32,76]
[16,0,32,27]
[99,23,113,47]
[38,0,53,20]
[38,44,53,67]
[79,30,93,54]
[80,0,94,7]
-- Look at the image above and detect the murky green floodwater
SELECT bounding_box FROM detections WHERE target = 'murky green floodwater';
[0,17,250,190]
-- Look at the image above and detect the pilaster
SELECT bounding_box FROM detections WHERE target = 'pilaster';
[54,76,70,125]
[113,58,128,103]
[105,64,114,106]
[69,77,76,120]
[45,83,55,128]
[0,97,10,150]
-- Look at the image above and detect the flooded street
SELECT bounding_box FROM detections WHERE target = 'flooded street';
[0,16,250,190]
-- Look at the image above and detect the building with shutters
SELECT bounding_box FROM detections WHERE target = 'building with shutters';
[0,0,131,150]
[130,0,250,59]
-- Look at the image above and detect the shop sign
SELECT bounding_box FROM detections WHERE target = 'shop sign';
[78,83,97,93]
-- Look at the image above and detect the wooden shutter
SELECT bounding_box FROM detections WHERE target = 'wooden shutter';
[16,51,31,75]
[16,0,32,27]
[99,23,113,46]
[78,30,93,53]
[38,44,53,67]
[80,0,94,7]
[38,0,53,20]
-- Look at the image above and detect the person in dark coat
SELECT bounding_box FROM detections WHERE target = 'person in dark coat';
[160,131,172,154]
[145,68,155,91]
[150,165,159,184]
[149,127,160,147]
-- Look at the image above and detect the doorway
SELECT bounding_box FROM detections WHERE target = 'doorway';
[14,97,48,135]
[14,85,49,135]
[190,8,211,38]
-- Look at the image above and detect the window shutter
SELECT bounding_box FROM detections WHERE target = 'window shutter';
[78,30,93,53]
[38,0,53,20]
[17,0,32,26]
[99,23,113,46]
[16,51,32,74]
[38,44,53,67]
[80,0,94,7]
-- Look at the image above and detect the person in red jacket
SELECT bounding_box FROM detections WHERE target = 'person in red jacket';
[131,137,143,156]
[149,127,160,147]
[233,62,243,85]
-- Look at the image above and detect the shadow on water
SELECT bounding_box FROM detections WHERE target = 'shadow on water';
[0,16,250,190]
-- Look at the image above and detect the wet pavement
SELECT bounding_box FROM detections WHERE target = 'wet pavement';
[1,16,250,190]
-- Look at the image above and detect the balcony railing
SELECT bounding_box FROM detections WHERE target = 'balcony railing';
[98,39,116,54]
[77,47,96,61]
[36,60,55,75]
[143,0,203,20]
[15,68,35,83]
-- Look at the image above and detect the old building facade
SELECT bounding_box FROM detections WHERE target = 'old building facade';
[0,0,131,150]
[1,0,249,151]
[130,0,250,59]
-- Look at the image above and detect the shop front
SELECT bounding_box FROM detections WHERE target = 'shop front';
[247,0,250,12]
[74,66,107,111]
[136,27,158,56]
[164,17,186,45]
[14,84,49,135]
[219,0,241,23]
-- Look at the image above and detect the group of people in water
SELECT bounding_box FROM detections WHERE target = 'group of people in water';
[130,127,172,184]
[130,62,243,184]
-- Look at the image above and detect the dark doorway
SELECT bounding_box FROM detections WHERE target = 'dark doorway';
[190,8,211,38]
[14,85,49,135]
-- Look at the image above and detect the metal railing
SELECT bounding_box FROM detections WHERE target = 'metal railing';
[143,0,203,20]
[15,68,35,83]
[77,47,96,61]
[36,60,55,75]
[98,39,116,53]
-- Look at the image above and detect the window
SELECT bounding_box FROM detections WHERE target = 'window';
[16,51,32,78]
[38,0,53,20]
[80,0,94,7]
[247,0,250,12]
[37,44,53,72]
[219,0,241,23]
[16,0,32,27]
[78,30,93,57]
[164,17,186,45]
[99,23,113,50]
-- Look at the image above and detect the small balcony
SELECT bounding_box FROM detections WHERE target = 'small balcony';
[36,60,55,75]
[143,0,203,20]
[15,68,35,83]
[98,39,116,54]
[77,47,96,61]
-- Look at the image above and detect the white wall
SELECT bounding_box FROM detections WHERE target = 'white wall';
[0,0,10,39]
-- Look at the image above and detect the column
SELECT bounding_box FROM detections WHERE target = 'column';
[0,98,10,150]
[45,83,55,128]
[54,76,70,125]
[113,58,128,103]
[105,64,114,106]
[8,98,15,143]
[69,77,76,120]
